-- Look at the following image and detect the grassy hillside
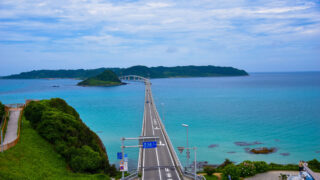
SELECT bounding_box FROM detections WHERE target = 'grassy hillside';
[3,65,248,79]
[78,70,122,86]
[24,98,117,175]
[0,116,110,180]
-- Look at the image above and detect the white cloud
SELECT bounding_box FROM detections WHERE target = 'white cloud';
[0,0,319,73]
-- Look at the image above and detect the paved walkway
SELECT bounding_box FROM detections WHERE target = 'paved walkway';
[245,171,320,180]
[3,110,21,144]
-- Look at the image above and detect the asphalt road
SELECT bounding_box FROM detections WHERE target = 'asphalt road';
[142,82,181,180]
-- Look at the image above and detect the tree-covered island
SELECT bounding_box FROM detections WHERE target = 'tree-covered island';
[77,70,124,87]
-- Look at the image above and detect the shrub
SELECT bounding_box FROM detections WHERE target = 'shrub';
[308,159,320,172]
[24,101,47,127]
[254,161,268,173]
[24,98,114,175]
[204,166,216,176]
[48,98,80,120]
[0,101,5,123]
[219,159,233,169]
[70,146,102,173]
[268,163,298,171]
[222,164,240,180]
[238,160,256,177]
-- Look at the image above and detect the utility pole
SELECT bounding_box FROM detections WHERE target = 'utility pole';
[194,147,197,180]
[121,137,125,180]
[177,146,197,180]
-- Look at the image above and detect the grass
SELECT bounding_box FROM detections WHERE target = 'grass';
[1,111,9,140]
[0,116,110,180]
[204,174,219,180]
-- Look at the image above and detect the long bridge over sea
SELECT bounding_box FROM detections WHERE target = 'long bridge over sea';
[119,75,201,180]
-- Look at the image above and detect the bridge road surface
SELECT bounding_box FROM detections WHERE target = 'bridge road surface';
[142,81,181,180]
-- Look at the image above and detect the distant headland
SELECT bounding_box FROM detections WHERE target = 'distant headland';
[1,65,248,79]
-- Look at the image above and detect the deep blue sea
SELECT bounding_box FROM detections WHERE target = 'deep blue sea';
[0,72,319,168]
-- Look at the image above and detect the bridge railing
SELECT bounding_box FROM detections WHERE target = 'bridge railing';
[184,171,206,180]
[304,163,320,180]
[119,75,149,83]
[137,85,148,174]
[149,89,185,177]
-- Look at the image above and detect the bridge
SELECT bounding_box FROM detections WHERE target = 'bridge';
[119,75,148,83]
[121,75,202,180]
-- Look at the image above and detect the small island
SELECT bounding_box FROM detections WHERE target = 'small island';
[77,70,124,87]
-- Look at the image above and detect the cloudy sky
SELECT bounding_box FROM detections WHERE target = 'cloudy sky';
[0,0,319,75]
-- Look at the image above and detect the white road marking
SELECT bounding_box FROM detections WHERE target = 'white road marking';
[149,102,155,136]
[155,133,162,180]
[167,173,172,178]
[143,84,180,180]
[155,114,181,180]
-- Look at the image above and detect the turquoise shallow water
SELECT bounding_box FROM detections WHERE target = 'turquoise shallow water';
[0,72,319,167]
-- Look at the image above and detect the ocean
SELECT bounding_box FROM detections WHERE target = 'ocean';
[0,72,319,168]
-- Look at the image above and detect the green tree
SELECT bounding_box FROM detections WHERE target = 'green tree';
[222,164,240,180]
[238,161,256,177]
[24,98,115,175]
[0,101,5,123]
[204,166,216,176]
[254,161,268,173]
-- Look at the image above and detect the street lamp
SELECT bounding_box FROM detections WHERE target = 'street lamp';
[182,124,189,171]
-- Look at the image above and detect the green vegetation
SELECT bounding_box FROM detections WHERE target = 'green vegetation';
[204,166,216,176]
[3,65,248,79]
[24,98,116,175]
[222,164,240,180]
[78,70,122,86]
[0,116,110,180]
[0,101,4,124]
[308,159,320,172]
[268,163,299,171]
[207,159,320,179]
[204,174,219,180]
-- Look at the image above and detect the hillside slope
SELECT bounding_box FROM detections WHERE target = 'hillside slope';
[77,70,123,86]
[24,98,116,175]
[0,116,111,180]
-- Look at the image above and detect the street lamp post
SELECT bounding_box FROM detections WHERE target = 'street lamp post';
[182,124,189,171]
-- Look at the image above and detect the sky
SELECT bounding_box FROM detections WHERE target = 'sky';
[0,0,320,75]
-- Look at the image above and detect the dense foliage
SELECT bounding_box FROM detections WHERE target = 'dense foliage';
[3,65,248,79]
[308,159,320,172]
[203,166,216,176]
[24,98,116,175]
[253,161,268,173]
[78,70,122,86]
[238,161,256,177]
[0,116,111,180]
[211,159,320,179]
[0,101,5,123]
[222,164,240,180]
